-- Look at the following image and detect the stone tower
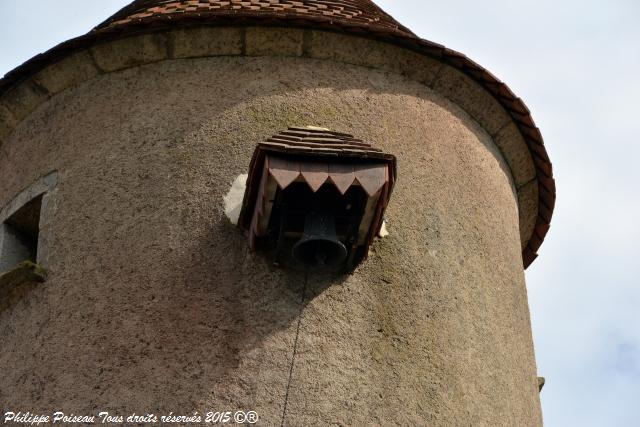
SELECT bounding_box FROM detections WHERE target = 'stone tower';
[0,1,555,425]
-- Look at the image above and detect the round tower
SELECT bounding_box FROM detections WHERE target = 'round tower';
[0,1,555,425]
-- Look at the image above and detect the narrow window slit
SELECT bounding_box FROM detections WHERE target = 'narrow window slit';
[0,194,43,271]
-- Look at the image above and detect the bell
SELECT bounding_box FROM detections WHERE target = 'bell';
[292,211,348,269]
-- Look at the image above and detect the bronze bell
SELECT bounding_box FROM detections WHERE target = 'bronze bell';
[292,211,348,269]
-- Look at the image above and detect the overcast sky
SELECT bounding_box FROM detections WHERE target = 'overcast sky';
[1,1,639,425]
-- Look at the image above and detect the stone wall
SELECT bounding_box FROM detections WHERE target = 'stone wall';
[0,36,542,426]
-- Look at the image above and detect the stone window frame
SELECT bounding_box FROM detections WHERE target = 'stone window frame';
[0,171,57,273]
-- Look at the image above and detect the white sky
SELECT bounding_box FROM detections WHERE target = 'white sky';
[1,1,639,425]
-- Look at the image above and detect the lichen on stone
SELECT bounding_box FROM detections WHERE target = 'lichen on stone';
[0,260,47,292]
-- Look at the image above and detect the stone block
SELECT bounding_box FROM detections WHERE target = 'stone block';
[0,171,58,224]
[90,33,169,73]
[517,179,539,250]
[0,103,17,143]
[0,79,49,122]
[33,50,100,95]
[432,64,512,135]
[309,31,384,67]
[308,31,442,85]
[170,27,243,59]
[494,121,537,188]
[245,27,304,57]
[36,190,57,269]
[395,49,443,86]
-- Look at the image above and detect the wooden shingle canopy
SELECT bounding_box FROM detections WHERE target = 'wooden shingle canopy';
[0,0,555,268]
[238,127,396,254]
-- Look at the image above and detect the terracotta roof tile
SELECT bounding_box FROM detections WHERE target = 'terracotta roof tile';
[94,0,413,35]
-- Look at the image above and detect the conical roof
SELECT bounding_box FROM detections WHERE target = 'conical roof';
[96,0,415,37]
[0,0,555,268]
